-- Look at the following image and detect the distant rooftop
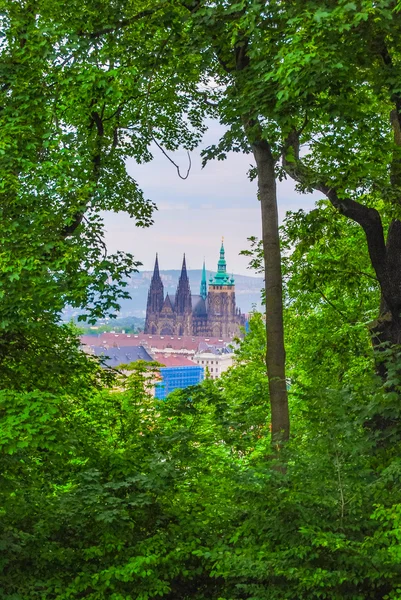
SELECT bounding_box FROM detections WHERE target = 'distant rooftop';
[157,356,197,368]
[90,345,153,368]
[81,333,231,352]
[197,342,234,354]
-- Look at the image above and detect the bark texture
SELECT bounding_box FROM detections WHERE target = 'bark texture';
[231,37,290,444]
[252,138,290,443]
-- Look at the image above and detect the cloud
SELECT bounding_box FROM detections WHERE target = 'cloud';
[103,120,321,276]
[157,202,190,211]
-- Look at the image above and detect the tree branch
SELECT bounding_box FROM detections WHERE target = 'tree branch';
[316,287,348,321]
[378,39,401,191]
[61,110,104,238]
[79,7,165,39]
[62,212,85,237]
[283,129,389,301]
[153,139,192,180]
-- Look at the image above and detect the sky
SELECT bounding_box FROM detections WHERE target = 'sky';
[103,121,321,277]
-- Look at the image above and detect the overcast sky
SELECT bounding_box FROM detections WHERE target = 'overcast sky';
[103,121,321,276]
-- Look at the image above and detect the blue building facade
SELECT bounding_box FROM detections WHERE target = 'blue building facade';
[155,365,204,400]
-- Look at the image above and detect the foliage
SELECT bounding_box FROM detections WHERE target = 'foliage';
[0,0,209,387]
[4,325,401,599]
[0,358,233,599]
[78,316,145,335]
[5,1,401,599]
[215,313,270,452]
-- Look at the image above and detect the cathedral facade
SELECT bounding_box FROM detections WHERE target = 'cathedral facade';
[144,242,245,338]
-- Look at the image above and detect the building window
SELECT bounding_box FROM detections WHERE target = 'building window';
[211,368,213,372]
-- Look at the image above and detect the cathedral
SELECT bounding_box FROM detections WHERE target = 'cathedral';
[144,241,245,338]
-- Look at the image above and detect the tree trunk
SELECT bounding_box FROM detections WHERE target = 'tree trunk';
[371,219,401,348]
[224,34,289,444]
[252,138,290,444]
[282,129,401,362]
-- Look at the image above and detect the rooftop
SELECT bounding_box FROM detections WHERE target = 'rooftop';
[81,333,232,352]
[157,356,198,368]
[89,345,154,368]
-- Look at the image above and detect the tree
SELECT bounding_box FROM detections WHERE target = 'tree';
[272,1,401,354]
[184,0,401,440]
[6,3,401,599]
[186,0,291,443]
[0,0,207,385]
[244,203,379,391]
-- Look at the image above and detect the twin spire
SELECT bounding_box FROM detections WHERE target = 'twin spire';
[153,252,161,279]
[175,254,191,314]
[147,252,164,315]
[151,253,207,303]
[150,240,234,305]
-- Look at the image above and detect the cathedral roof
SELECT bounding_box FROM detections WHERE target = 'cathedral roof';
[192,294,207,316]
[161,293,174,312]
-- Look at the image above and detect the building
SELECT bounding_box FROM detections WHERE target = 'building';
[193,346,234,380]
[144,241,245,338]
[81,338,204,399]
[80,333,232,359]
[86,345,153,368]
[154,356,204,400]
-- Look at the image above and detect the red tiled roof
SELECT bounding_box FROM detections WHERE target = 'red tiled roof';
[80,333,230,352]
[157,356,197,368]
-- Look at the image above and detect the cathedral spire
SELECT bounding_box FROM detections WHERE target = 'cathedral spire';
[175,253,192,314]
[218,239,226,274]
[200,259,207,300]
[154,253,160,278]
[210,239,233,286]
[147,254,164,312]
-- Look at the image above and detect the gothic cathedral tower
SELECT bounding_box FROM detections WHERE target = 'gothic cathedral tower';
[174,255,192,336]
[144,254,164,334]
[144,243,244,338]
[207,240,238,337]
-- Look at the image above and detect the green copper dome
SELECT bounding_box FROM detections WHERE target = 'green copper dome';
[210,239,235,286]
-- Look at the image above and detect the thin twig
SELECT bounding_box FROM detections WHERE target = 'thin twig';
[316,287,348,320]
[335,451,345,528]
[153,138,192,180]
[79,7,165,39]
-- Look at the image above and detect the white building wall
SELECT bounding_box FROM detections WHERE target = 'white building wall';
[192,352,234,379]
